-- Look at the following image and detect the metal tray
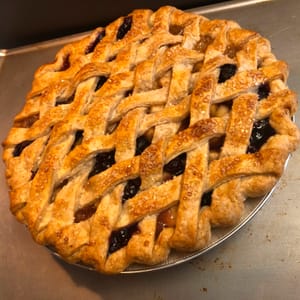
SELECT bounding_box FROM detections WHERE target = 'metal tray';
[0,0,299,278]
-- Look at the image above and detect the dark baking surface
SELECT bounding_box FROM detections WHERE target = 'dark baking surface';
[1,0,300,299]
[0,0,226,48]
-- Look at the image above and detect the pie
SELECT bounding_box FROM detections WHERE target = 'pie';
[2,6,299,274]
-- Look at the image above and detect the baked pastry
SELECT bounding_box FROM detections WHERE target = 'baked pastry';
[3,6,299,274]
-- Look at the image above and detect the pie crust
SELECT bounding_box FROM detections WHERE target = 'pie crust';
[3,6,300,274]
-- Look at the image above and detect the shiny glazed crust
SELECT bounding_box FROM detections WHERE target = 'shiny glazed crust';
[2,6,300,273]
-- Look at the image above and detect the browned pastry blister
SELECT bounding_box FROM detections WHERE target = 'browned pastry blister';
[2,6,300,273]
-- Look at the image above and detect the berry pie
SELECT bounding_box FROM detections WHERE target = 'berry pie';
[3,6,299,273]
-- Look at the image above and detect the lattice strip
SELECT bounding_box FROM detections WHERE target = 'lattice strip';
[170,74,215,250]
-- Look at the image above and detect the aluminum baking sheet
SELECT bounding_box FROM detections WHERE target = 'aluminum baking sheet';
[1,0,300,299]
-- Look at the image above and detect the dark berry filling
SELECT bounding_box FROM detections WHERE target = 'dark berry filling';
[169,24,183,35]
[107,55,117,62]
[163,153,187,177]
[95,76,108,91]
[55,94,75,106]
[108,223,139,254]
[124,89,133,98]
[85,30,105,54]
[30,169,38,180]
[13,140,33,157]
[200,191,213,207]
[218,64,237,83]
[50,178,69,203]
[14,113,39,128]
[247,118,276,153]
[70,130,84,151]
[74,202,98,223]
[135,135,151,155]
[59,54,70,71]
[116,16,132,40]
[122,177,141,203]
[88,150,116,178]
[257,82,270,100]
[178,115,190,132]
[209,135,225,152]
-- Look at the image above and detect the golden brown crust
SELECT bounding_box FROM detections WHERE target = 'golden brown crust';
[2,6,299,273]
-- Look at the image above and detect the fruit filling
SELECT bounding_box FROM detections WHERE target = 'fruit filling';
[163,153,187,177]
[116,16,132,40]
[74,202,98,223]
[218,64,237,83]
[85,30,106,54]
[200,190,213,207]
[13,140,33,157]
[135,135,151,155]
[196,35,213,53]
[59,54,70,71]
[13,113,39,128]
[50,179,69,203]
[156,207,177,237]
[55,94,75,106]
[108,223,139,254]
[122,177,141,202]
[247,118,276,153]
[88,150,116,178]
[95,76,108,91]
[70,130,84,150]
[169,24,183,35]
[257,82,270,100]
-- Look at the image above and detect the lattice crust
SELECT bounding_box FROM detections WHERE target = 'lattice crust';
[3,6,300,274]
